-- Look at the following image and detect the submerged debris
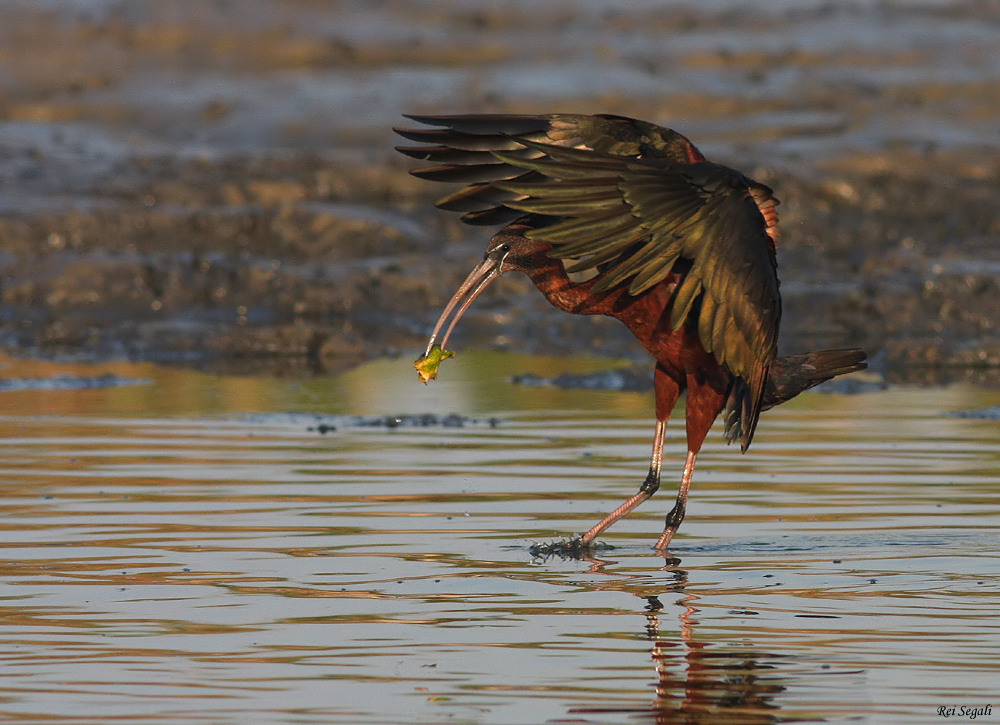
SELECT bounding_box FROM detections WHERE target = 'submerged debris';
[512,368,652,392]
[529,538,615,559]
[351,413,500,429]
[947,406,1000,421]
[236,411,501,433]
[299,412,501,433]
[0,374,151,392]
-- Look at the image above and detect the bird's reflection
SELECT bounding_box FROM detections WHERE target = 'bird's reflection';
[569,556,796,724]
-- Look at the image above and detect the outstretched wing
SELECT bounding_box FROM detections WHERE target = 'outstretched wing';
[396,114,781,449]
[394,113,707,225]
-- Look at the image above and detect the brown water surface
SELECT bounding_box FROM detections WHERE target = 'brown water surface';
[0,353,998,724]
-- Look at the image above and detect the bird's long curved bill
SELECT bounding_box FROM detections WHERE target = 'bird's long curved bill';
[424,256,502,356]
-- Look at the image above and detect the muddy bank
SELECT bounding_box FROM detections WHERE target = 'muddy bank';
[0,1,998,385]
[2,145,997,385]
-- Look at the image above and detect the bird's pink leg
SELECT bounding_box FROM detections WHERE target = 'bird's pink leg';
[653,374,726,550]
[653,450,696,549]
[579,365,681,545]
[579,418,666,544]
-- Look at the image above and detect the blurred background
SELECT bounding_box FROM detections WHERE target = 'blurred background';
[1,0,997,384]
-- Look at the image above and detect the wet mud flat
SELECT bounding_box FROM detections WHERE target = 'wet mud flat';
[0,0,998,384]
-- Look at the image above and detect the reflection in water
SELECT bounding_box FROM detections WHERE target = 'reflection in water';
[0,354,998,723]
[644,593,786,725]
[569,559,792,725]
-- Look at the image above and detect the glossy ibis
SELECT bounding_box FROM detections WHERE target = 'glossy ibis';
[396,113,866,549]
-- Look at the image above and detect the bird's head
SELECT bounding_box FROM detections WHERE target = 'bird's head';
[413,228,547,382]
[481,231,548,274]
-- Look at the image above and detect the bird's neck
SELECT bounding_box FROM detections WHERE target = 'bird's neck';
[521,251,597,314]
[521,245,686,357]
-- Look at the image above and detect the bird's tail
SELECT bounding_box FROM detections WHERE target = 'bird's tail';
[723,348,867,445]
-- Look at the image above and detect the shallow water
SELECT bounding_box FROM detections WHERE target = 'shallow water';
[1,353,998,724]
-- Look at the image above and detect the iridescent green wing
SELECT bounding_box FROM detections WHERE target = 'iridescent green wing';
[393,113,704,225]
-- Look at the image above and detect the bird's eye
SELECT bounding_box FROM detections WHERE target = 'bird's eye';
[487,243,511,259]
